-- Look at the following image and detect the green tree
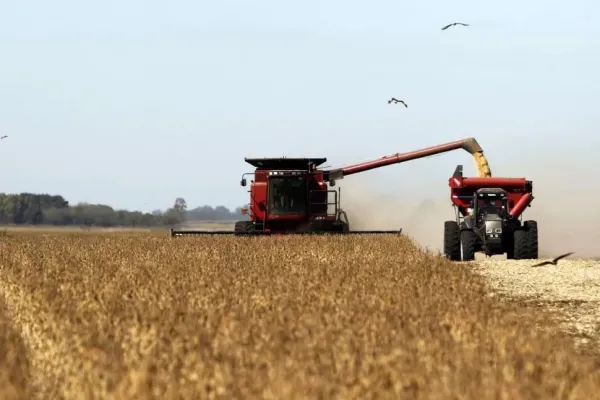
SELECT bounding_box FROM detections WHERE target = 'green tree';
[0,192,246,227]
[174,197,187,213]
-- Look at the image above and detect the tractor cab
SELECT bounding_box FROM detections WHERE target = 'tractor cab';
[472,188,509,222]
[469,188,511,252]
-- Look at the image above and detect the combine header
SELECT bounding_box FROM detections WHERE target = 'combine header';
[444,165,538,261]
[171,137,489,237]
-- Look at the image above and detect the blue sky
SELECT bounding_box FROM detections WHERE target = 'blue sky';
[1,0,599,212]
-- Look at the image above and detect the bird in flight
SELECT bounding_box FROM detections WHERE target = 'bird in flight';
[531,252,574,267]
[0,135,7,139]
[441,22,469,31]
[388,98,407,107]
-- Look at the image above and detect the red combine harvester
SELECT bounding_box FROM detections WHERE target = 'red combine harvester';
[170,137,487,237]
[444,164,538,261]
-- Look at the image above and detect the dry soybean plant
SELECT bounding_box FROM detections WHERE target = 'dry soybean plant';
[0,232,598,399]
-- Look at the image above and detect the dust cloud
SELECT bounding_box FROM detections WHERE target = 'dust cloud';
[515,151,600,259]
[336,177,452,254]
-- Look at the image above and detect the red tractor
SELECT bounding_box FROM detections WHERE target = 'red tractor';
[171,137,487,236]
[444,164,538,261]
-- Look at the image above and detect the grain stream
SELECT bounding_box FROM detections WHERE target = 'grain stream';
[473,152,492,177]
[1,232,600,399]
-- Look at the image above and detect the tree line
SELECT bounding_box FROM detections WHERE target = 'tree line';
[0,193,248,227]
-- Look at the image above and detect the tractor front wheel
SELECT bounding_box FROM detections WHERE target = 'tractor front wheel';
[443,221,461,261]
[460,229,479,261]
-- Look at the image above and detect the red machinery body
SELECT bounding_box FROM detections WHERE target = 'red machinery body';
[244,159,335,233]
[443,164,537,261]
[449,174,534,219]
[170,137,488,236]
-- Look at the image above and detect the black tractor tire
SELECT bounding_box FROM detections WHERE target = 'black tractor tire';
[505,237,515,259]
[513,229,530,259]
[234,221,254,234]
[460,229,479,261]
[443,221,461,261]
[524,220,538,259]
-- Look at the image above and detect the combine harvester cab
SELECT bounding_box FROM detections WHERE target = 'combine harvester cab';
[444,165,538,261]
[171,137,490,237]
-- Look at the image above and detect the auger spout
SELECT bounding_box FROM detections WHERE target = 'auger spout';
[325,137,491,182]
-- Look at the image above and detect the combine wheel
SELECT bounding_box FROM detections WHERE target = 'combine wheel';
[337,221,350,233]
[513,229,530,259]
[524,220,538,259]
[443,221,461,261]
[459,229,479,261]
[234,221,254,234]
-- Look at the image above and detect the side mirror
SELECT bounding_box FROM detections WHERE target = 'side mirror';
[241,178,246,186]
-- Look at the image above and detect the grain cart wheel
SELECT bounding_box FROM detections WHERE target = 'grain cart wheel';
[460,229,479,261]
[513,228,530,259]
[524,220,538,259]
[443,221,461,261]
[234,221,254,234]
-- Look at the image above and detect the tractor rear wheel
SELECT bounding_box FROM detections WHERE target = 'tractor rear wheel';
[443,221,461,261]
[513,229,530,259]
[234,221,254,234]
[524,220,538,259]
[460,229,479,261]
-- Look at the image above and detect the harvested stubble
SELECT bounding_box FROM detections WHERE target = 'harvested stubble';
[0,233,599,399]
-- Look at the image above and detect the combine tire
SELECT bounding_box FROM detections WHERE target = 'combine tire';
[234,221,254,234]
[337,221,350,233]
[443,221,461,261]
[524,220,538,259]
[460,229,479,261]
[513,229,530,259]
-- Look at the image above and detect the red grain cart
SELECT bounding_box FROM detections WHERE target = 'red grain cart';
[444,165,538,261]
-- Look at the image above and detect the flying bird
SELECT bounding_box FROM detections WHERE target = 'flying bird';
[530,252,575,267]
[388,98,408,107]
[441,22,469,31]
[0,135,7,139]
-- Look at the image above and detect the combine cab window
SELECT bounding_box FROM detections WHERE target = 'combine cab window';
[268,176,307,215]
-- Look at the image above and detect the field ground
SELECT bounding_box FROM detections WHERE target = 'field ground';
[0,229,600,398]
[0,225,159,234]
[472,258,600,353]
